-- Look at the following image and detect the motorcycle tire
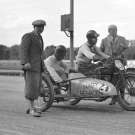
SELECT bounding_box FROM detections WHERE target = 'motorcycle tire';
[118,74,135,111]
[37,73,54,112]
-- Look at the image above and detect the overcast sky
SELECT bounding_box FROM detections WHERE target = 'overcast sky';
[0,0,135,48]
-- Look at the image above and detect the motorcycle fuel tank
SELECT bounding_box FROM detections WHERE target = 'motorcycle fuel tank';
[69,73,117,98]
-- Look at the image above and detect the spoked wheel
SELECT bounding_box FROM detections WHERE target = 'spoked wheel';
[118,75,135,111]
[36,73,54,112]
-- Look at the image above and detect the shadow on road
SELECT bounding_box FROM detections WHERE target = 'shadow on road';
[52,102,124,113]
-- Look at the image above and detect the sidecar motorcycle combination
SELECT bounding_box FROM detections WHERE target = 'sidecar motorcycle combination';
[37,57,135,111]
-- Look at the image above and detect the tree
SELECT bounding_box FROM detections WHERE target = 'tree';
[0,44,10,59]
[9,45,20,60]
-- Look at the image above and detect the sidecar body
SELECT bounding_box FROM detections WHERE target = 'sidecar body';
[40,68,135,112]
[68,73,117,98]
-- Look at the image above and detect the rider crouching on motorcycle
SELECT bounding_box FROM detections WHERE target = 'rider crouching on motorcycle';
[76,30,110,76]
[44,45,68,84]
[44,45,77,94]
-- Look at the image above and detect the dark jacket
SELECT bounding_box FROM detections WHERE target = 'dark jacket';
[20,31,44,72]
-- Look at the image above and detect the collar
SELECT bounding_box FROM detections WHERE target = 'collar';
[32,30,41,36]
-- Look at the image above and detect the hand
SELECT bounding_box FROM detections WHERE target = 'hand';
[106,55,110,59]
[93,55,105,62]
[23,63,31,70]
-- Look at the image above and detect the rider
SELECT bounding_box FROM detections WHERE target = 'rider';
[76,30,110,76]
[100,24,128,105]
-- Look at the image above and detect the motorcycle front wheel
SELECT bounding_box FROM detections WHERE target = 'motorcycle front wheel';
[118,74,135,111]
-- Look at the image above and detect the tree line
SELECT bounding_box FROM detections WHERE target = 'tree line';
[0,44,20,60]
[0,44,135,60]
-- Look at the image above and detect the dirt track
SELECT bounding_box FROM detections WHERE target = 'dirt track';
[0,76,135,135]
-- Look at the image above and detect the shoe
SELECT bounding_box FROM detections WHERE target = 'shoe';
[26,108,30,114]
[34,106,42,114]
[26,106,42,114]
[109,100,116,105]
[61,90,67,95]
[109,96,117,105]
[29,109,41,117]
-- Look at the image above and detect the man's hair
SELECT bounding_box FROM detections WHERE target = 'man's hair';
[54,45,66,60]
[43,45,56,59]
[55,45,66,55]
[108,25,117,31]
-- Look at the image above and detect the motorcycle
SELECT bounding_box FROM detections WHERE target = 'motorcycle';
[37,57,135,112]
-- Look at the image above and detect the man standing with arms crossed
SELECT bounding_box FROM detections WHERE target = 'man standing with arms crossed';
[100,24,128,105]
[20,19,46,117]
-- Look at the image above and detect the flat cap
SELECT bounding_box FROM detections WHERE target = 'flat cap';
[32,19,46,26]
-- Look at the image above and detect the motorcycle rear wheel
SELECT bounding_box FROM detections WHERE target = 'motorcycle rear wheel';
[118,74,135,111]
[36,74,54,112]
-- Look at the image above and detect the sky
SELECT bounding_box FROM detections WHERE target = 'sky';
[0,0,135,48]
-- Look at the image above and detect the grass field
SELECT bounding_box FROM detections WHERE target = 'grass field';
[0,60,22,70]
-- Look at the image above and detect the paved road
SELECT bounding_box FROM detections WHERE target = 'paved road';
[0,76,135,135]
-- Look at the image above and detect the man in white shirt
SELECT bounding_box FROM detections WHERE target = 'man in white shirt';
[76,30,109,76]
[44,45,69,83]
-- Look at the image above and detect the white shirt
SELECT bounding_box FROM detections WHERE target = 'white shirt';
[76,42,95,63]
[44,55,68,83]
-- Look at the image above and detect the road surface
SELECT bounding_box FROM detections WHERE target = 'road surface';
[0,76,135,135]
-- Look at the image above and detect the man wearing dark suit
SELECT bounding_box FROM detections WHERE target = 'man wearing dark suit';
[100,24,128,105]
[20,19,46,117]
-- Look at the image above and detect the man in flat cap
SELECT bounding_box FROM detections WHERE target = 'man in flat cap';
[20,19,46,117]
[100,24,128,105]
[76,30,109,76]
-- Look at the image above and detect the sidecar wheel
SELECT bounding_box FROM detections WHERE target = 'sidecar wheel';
[64,98,81,105]
[118,75,135,111]
[36,74,54,112]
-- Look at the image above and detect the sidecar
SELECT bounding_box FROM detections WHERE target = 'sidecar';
[38,71,118,112]
[37,57,135,112]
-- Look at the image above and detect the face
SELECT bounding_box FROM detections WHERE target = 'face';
[88,37,97,46]
[108,28,117,37]
[34,25,44,34]
[55,52,66,61]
